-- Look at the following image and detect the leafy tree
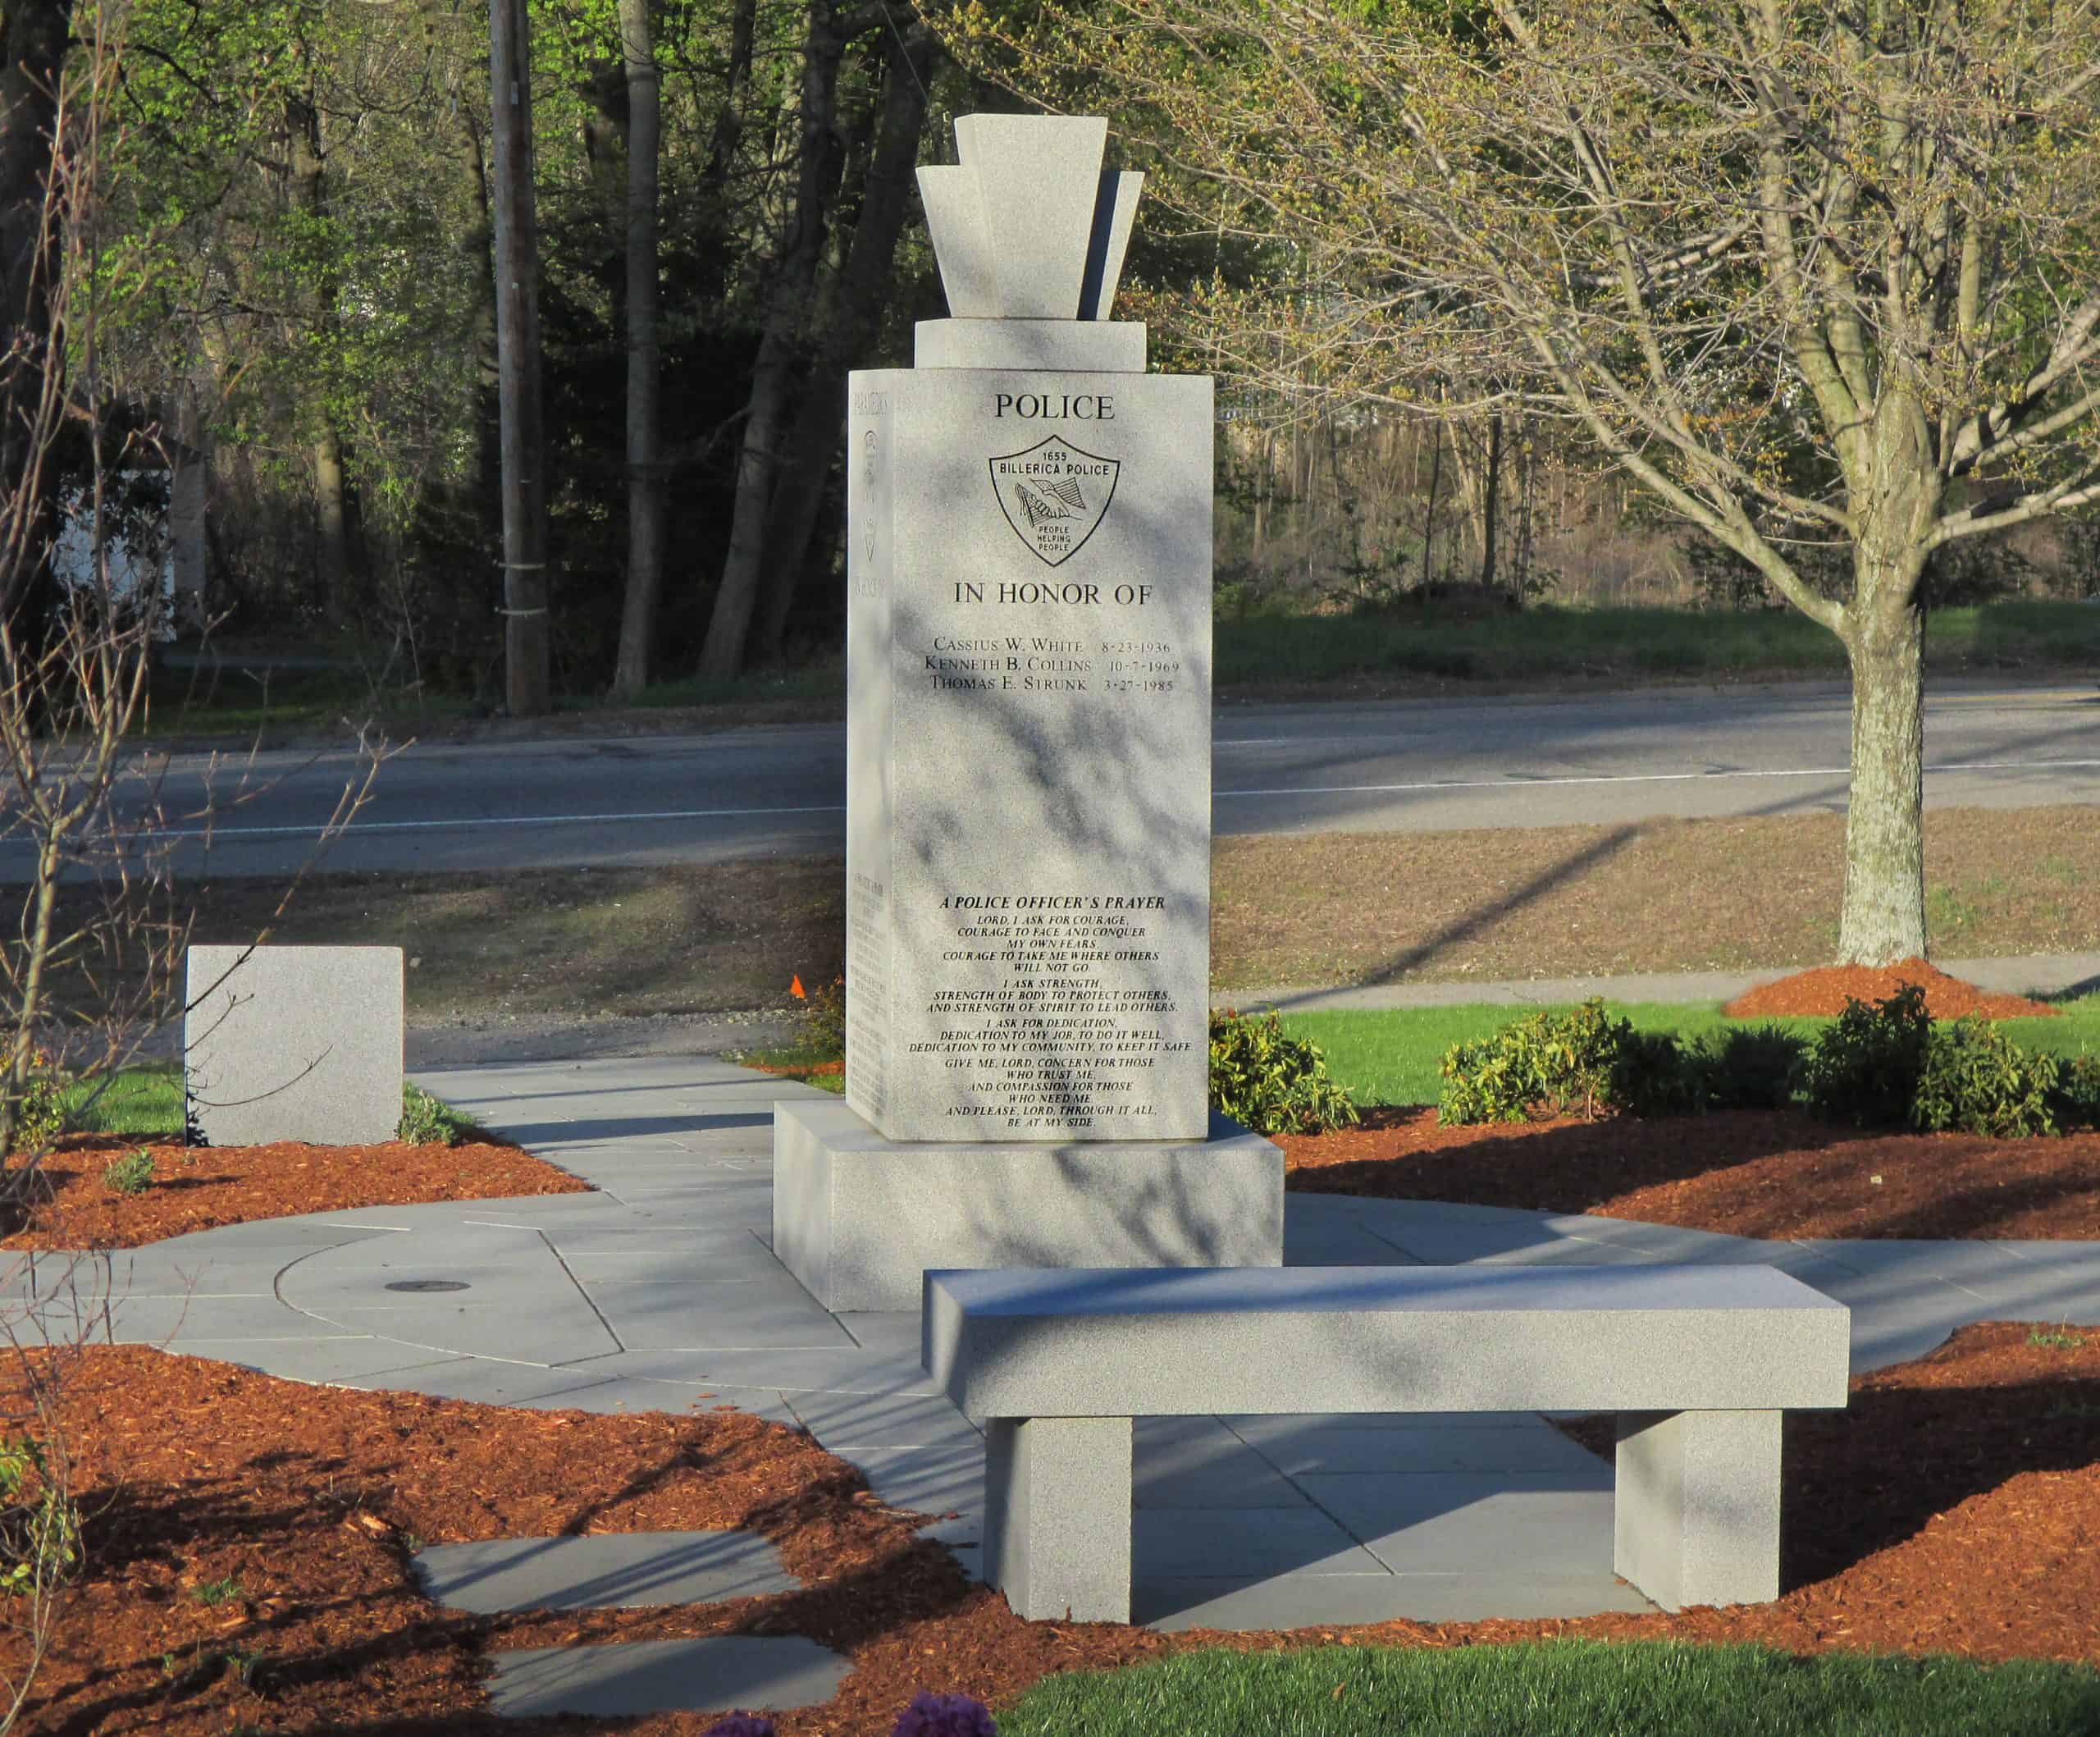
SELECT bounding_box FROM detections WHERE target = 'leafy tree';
[964,0,2100,963]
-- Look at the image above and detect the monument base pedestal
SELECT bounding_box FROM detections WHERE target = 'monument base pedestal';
[772,1099,1285,1313]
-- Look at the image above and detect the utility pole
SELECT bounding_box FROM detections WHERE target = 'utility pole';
[487,0,551,715]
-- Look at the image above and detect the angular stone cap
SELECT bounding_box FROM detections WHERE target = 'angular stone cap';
[920,115,1144,320]
[925,1264,1851,1418]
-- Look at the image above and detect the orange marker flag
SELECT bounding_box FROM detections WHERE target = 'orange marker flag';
[790,975,806,999]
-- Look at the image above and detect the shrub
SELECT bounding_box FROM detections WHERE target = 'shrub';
[1439,999,1650,1124]
[0,1433,79,1598]
[3,1052,66,1158]
[1683,1023,1806,1112]
[1797,985,1933,1127]
[2055,1054,2100,1131]
[398,1084,465,1147]
[701,1717,776,1737]
[1911,1016,2061,1137]
[1607,1028,1698,1118]
[801,974,846,1061]
[101,1149,155,1195]
[1209,1010,1358,1135]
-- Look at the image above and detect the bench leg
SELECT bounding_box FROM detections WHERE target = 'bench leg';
[1614,1409,1781,1611]
[984,1416,1133,1623]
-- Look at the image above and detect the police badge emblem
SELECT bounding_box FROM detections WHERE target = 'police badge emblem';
[988,434,1121,567]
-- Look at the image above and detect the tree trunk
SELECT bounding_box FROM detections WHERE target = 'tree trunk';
[1420,414,1443,588]
[750,24,936,665]
[1479,412,1503,593]
[1838,590,1928,965]
[695,0,846,682]
[489,0,552,715]
[460,107,503,564]
[287,94,363,622]
[0,0,71,621]
[610,0,664,700]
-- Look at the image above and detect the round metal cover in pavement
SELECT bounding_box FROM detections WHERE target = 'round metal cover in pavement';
[385,1279,472,1294]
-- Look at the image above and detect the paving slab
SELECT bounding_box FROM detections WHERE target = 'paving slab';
[784,1390,982,1450]
[1134,1418,1310,1510]
[584,1278,855,1351]
[1299,1472,1613,1577]
[414,1531,797,1612]
[166,1338,471,1385]
[1134,1508,1389,1579]
[1244,1420,1606,1477]
[845,1443,984,1517]
[485,1636,851,1718]
[1136,1572,1655,1630]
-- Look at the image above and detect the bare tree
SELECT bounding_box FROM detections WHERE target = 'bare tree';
[976,0,2100,963]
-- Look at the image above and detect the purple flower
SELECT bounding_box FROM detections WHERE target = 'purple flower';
[892,1690,998,1737]
[702,1716,777,1737]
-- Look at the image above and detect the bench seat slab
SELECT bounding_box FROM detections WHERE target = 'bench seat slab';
[1615,1409,1782,1611]
[986,1416,1134,1622]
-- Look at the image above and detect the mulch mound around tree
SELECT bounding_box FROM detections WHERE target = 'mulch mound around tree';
[3,1136,591,1251]
[10,1325,2099,1734]
[1725,958,2059,1019]
[1281,1108,2100,1240]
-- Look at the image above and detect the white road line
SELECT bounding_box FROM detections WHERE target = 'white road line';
[135,802,850,843]
[1214,757,2100,798]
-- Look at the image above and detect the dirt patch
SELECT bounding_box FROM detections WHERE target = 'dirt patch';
[1212,806,2100,990]
[42,809,2100,1035]
[49,860,847,1028]
[1281,1106,2100,1240]
[1726,958,2060,1020]
[11,1325,2100,1733]
[6,1136,590,1251]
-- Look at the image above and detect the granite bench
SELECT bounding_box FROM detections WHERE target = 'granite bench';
[924,1264,1850,1623]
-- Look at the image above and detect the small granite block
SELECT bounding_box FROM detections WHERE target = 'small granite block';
[987,1415,1133,1621]
[924,1266,1851,1418]
[185,945,403,1145]
[1615,1408,1783,1609]
[774,1099,1284,1313]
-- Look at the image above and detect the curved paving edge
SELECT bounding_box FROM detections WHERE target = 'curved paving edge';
[9,1054,2100,1633]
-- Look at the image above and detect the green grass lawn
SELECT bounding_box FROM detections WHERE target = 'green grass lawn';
[59,1064,480,1143]
[1214,597,2100,689]
[998,1641,2100,1737]
[66,1063,184,1136]
[1283,996,2100,1108]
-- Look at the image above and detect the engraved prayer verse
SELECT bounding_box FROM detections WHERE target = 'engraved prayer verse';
[913,894,1192,1131]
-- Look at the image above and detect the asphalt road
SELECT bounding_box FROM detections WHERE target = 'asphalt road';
[20,677,2100,880]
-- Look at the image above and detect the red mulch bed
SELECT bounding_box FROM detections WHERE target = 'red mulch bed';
[742,1059,845,1078]
[1281,1107,2100,1240]
[1726,958,2058,1020]
[4,1136,591,1251]
[8,1324,2099,1733]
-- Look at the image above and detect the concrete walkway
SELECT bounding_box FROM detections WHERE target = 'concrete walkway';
[17,1055,2100,1634]
[1218,950,2100,1013]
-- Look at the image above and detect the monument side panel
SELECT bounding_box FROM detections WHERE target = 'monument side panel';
[844,371,902,1127]
[879,370,1214,1143]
